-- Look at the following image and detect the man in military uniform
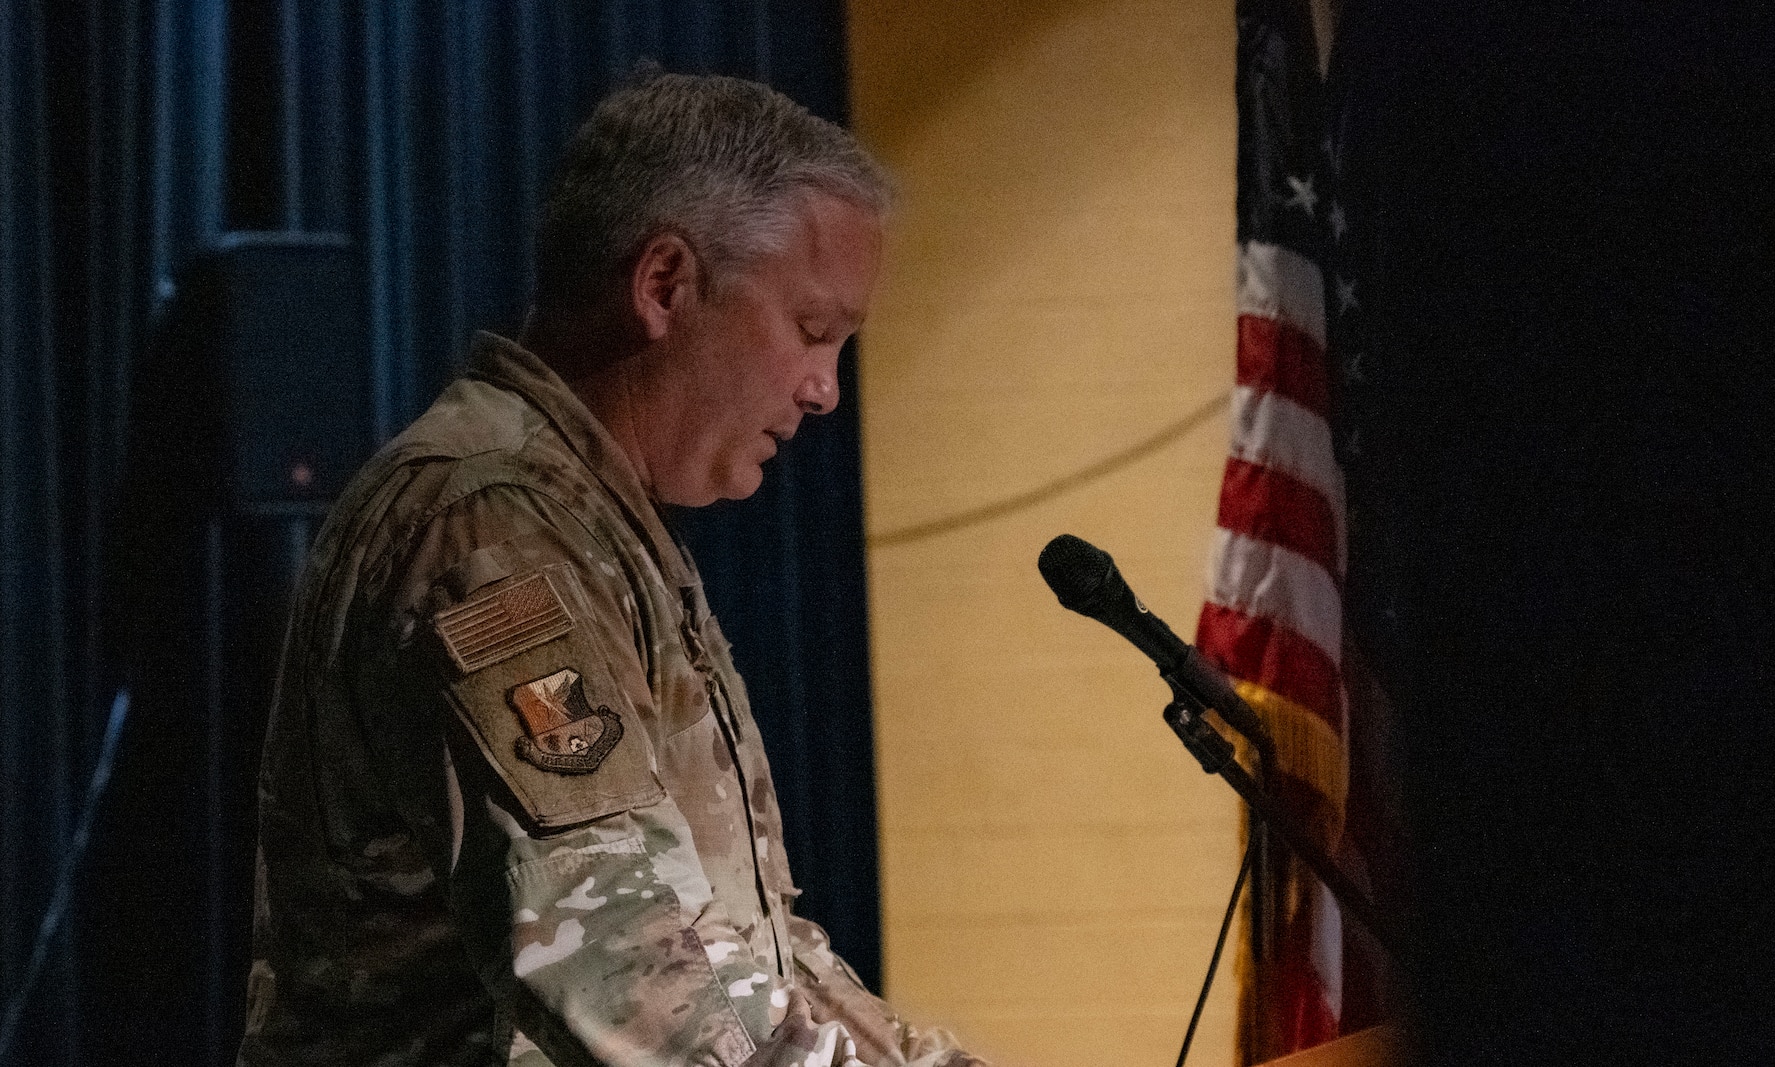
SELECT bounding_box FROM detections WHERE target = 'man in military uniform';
[238,73,987,1067]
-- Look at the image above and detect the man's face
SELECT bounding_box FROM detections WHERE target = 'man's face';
[643,194,883,507]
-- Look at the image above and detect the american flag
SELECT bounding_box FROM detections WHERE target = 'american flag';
[1193,0,1353,1059]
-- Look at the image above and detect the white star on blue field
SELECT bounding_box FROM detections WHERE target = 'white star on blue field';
[1284,174,1319,217]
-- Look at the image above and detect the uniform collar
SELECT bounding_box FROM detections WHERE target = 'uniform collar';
[465,331,693,590]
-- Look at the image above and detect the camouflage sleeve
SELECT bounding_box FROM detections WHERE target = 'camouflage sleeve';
[451,786,878,1067]
[788,917,991,1067]
[405,485,877,1067]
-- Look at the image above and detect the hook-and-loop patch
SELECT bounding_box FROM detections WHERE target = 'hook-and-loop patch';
[436,567,663,829]
[435,572,572,674]
[508,668,624,775]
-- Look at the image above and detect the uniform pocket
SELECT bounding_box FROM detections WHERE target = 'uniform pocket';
[440,570,664,830]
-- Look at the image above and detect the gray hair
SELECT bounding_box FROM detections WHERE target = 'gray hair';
[533,71,893,319]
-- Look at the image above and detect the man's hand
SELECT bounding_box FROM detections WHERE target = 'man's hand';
[744,990,867,1067]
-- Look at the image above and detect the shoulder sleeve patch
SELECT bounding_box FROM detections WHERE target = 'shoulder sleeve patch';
[508,668,624,774]
[439,567,664,829]
[435,571,572,673]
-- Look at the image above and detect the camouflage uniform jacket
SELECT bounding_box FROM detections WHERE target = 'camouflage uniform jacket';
[238,333,985,1067]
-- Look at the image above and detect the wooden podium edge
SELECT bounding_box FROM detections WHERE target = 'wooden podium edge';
[1255,1025,1401,1067]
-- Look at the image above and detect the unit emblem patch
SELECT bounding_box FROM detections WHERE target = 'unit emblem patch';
[506,668,624,774]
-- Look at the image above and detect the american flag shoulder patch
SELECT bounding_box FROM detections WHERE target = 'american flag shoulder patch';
[434,572,573,674]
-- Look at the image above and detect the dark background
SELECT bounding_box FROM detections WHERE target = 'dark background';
[2,3,881,1065]
[1329,2,1775,1064]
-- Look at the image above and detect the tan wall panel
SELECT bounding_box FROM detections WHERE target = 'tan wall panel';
[849,2,1242,1065]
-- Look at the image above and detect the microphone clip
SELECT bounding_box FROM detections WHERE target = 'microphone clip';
[1161,669,1275,766]
[1162,699,1237,777]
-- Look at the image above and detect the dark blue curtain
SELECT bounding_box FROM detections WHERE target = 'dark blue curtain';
[0,3,879,1065]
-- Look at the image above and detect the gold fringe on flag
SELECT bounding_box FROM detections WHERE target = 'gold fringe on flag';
[1227,677,1350,1065]
[1232,678,1347,849]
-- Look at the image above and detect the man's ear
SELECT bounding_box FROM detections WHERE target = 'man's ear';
[630,232,701,342]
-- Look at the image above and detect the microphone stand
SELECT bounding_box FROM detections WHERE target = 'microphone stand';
[1161,682,1401,964]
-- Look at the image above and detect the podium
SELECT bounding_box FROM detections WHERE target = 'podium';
[1257,1026,1400,1067]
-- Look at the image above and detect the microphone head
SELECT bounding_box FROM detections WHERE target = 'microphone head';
[1038,534,1116,614]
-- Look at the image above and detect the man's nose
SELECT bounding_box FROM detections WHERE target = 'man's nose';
[795,364,839,416]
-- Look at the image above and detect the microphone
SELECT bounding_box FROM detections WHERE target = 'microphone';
[1038,533,1273,757]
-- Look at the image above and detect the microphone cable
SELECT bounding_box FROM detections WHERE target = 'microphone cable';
[1176,833,1256,1067]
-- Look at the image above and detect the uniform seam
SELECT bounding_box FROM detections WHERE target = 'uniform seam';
[366,454,612,598]
[655,882,762,1065]
[503,873,759,1065]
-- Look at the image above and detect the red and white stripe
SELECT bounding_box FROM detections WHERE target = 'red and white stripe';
[1197,238,1349,1046]
[1203,239,1345,705]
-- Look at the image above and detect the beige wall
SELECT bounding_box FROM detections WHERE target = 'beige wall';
[848,2,1243,1065]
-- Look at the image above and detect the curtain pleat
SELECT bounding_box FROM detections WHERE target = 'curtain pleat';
[0,3,879,1063]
